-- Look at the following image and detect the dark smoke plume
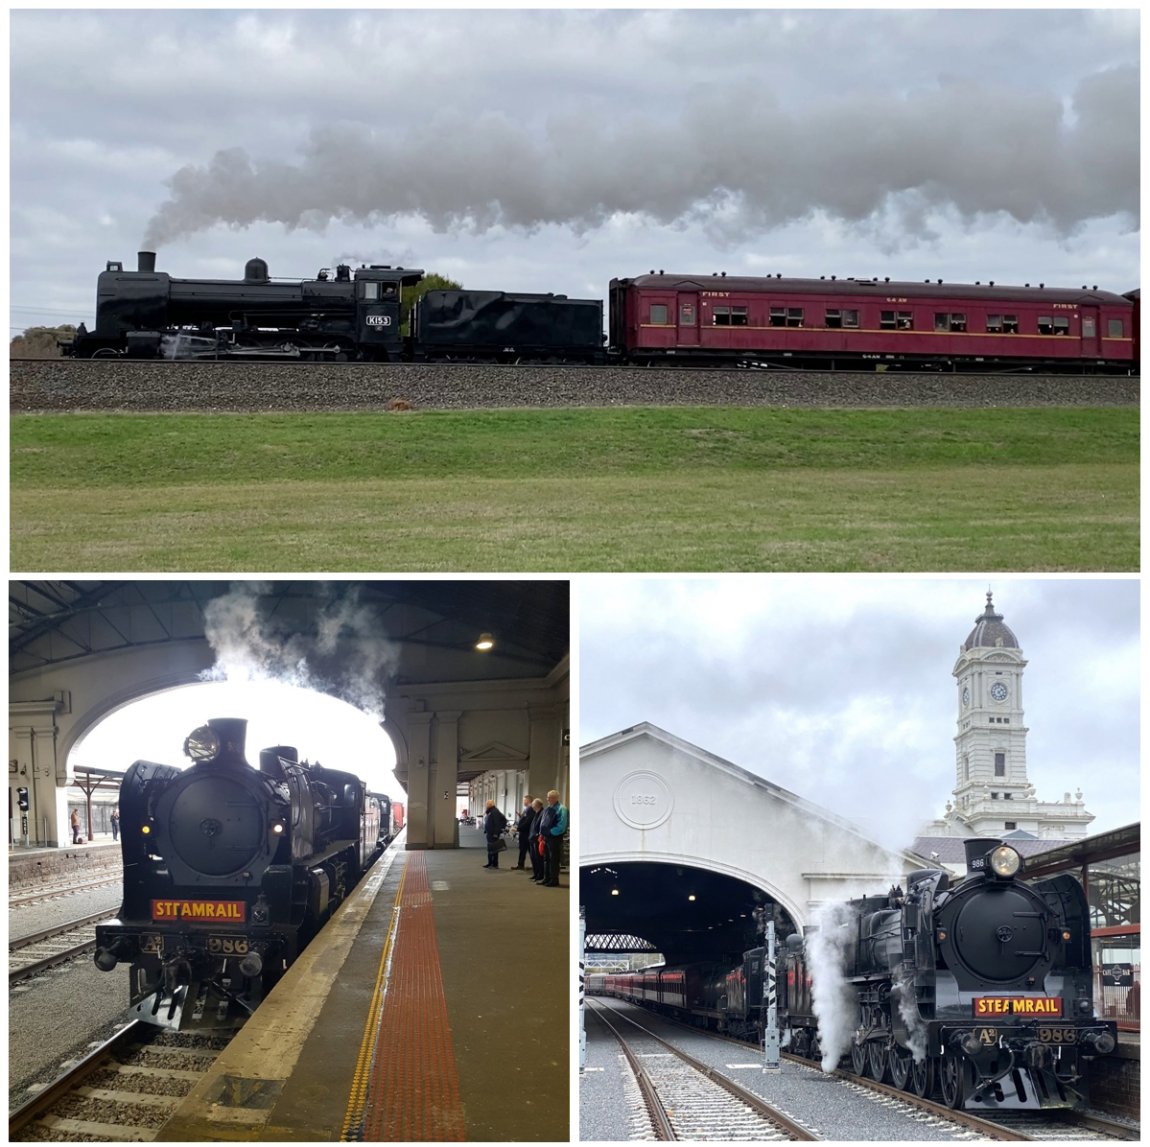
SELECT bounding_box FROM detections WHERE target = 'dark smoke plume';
[199,583,398,720]
[144,66,1137,250]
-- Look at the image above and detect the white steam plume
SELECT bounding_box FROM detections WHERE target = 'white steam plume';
[142,66,1138,252]
[199,583,399,721]
[805,901,860,1073]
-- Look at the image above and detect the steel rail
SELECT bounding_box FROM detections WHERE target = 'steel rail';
[598,999,820,1141]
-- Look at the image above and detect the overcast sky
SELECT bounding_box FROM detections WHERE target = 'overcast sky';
[578,577,1140,853]
[10,8,1139,336]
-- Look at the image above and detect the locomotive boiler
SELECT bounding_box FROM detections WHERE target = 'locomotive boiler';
[67,252,423,361]
[93,717,391,1029]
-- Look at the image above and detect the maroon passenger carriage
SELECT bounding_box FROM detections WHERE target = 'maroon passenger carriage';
[610,273,1137,372]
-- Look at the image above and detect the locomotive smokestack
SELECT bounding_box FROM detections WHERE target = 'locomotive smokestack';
[184,717,249,767]
[138,251,156,273]
[963,837,1005,874]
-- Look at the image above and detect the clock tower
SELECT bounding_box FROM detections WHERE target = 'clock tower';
[944,592,1093,839]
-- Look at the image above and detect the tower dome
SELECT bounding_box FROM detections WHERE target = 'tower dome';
[963,591,1019,651]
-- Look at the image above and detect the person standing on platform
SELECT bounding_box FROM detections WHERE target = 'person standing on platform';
[110,808,120,841]
[528,798,546,883]
[539,789,569,887]
[482,799,508,868]
[70,808,82,844]
[514,795,535,869]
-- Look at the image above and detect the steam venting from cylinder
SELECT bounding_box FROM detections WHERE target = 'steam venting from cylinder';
[963,837,1005,874]
[138,251,156,273]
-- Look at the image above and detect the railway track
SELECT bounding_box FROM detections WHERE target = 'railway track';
[8,1020,230,1141]
[588,999,819,1140]
[815,1058,1137,1140]
[9,909,112,982]
[9,874,121,907]
[593,997,1137,1142]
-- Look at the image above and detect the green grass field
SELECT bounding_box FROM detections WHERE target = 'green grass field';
[9,407,1138,571]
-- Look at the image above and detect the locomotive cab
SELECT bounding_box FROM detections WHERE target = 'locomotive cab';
[352,264,424,360]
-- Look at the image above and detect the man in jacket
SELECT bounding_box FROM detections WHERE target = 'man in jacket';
[483,800,508,868]
[538,789,569,887]
[527,798,546,882]
[514,795,535,869]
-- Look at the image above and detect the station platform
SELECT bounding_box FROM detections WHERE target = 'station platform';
[157,826,569,1142]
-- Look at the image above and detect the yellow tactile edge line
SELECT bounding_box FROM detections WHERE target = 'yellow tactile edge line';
[339,861,408,1141]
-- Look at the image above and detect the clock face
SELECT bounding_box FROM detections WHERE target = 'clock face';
[990,681,1009,702]
[962,686,970,706]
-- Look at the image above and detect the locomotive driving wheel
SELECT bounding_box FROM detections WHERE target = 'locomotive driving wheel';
[866,1040,889,1083]
[910,1054,936,1098]
[939,1049,974,1109]
[850,1040,867,1075]
[888,1046,913,1090]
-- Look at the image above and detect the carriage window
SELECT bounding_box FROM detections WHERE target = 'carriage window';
[1038,316,1054,334]
[1108,318,1125,338]
[935,312,967,332]
[713,306,748,326]
[1053,317,1069,335]
[767,307,804,327]
[649,304,669,325]
[1082,317,1096,338]
[987,314,1019,333]
[679,302,696,325]
[881,310,913,330]
[823,306,860,329]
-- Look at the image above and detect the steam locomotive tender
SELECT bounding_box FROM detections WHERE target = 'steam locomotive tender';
[93,718,391,1029]
[603,840,1116,1111]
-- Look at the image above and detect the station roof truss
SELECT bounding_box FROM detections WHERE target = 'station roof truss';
[584,933,660,953]
[9,580,569,682]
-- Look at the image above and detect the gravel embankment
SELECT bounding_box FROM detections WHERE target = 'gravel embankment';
[10,360,1139,412]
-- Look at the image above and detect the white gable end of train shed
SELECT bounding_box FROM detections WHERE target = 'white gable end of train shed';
[581,722,929,929]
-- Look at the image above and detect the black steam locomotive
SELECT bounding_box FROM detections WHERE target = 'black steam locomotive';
[602,839,1116,1111]
[63,251,605,363]
[93,717,393,1029]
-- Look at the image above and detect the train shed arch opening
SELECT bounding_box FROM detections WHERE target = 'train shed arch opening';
[582,860,798,969]
[68,681,400,834]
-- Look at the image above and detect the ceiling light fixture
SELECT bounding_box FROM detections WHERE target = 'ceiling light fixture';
[475,632,495,651]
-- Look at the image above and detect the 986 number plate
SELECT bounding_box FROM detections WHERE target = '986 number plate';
[207,936,249,955]
[1038,1027,1077,1044]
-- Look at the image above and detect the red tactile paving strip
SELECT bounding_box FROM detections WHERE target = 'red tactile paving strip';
[345,852,466,1142]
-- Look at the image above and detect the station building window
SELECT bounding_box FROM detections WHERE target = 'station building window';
[994,752,1006,776]
[1005,821,1017,831]
[824,308,859,329]
[712,306,749,327]
[1088,854,1140,1031]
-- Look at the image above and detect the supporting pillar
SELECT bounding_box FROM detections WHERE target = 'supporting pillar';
[405,711,433,849]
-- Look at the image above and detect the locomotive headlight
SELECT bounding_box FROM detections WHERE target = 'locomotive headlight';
[141,824,151,835]
[184,723,221,762]
[272,823,284,835]
[989,845,1021,877]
